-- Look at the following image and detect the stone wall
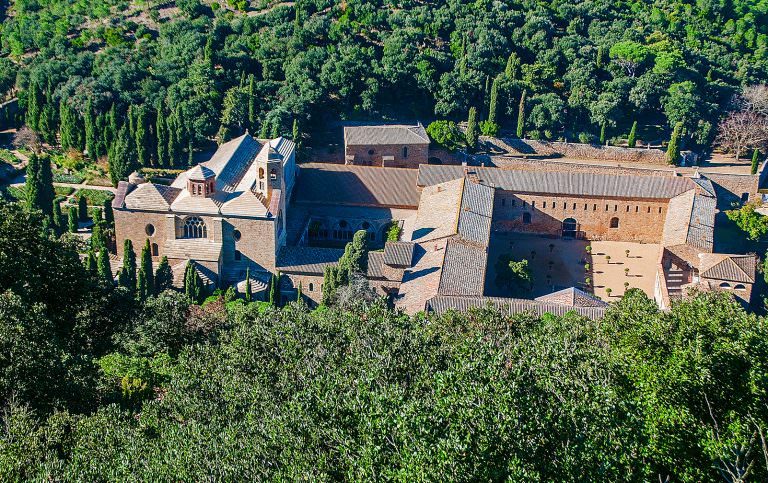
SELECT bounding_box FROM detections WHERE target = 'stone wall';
[114,209,173,261]
[487,138,668,165]
[345,143,428,168]
[485,157,677,177]
[492,192,669,243]
[281,272,325,305]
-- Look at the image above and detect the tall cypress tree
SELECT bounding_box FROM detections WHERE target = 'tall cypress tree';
[25,80,43,131]
[248,74,257,132]
[67,206,78,233]
[141,239,154,295]
[245,267,252,302]
[137,268,147,301]
[296,281,303,303]
[78,195,88,221]
[84,249,97,275]
[600,121,607,145]
[134,105,150,167]
[627,121,638,148]
[505,52,520,79]
[488,76,500,126]
[91,208,104,251]
[51,199,62,235]
[465,106,478,152]
[751,148,761,175]
[25,153,42,212]
[156,108,167,167]
[516,90,527,138]
[109,125,136,186]
[155,256,173,294]
[103,198,114,227]
[84,98,98,158]
[118,239,137,292]
[98,248,113,284]
[322,266,337,306]
[667,121,683,165]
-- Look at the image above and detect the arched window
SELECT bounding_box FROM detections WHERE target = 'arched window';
[309,282,314,292]
[334,220,353,240]
[734,284,747,291]
[522,212,532,224]
[562,218,577,238]
[259,168,265,179]
[183,216,207,238]
[145,224,155,236]
[719,282,731,289]
[151,243,158,256]
[368,149,375,155]
[233,229,242,241]
[610,217,619,229]
[402,146,408,158]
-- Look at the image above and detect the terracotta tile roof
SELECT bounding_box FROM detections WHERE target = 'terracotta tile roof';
[457,181,494,246]
[276,246,345,274]
[418,165,694,199]
[699,253,756,283]
[437,237,487,296]
[294,164,420,208]
[662,190,715,253]
[220,191,268,217]
[410,179,464,242]
[112,181,133,209]
[187,165,215,180]
[395,240,447,314]
[535,287,608,308]
[367,251,385,279]
[426,295,607,320]
[383,241,416,267]
[163,239,222,262]
[124,183,181,211]
[344,124,430,146]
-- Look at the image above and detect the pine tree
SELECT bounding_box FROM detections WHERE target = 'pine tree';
[245,267,252,302]
[155,256,173,294]
[488,76,500,126]
[78,195,88,221]
[751,148,761,175]
[68,206,78,233]
[627,121,637,148]
[103,198,114,227]
[118,239,137,292]
[596,45,605,69]
[516,90,527,138]
[156,108,167,167]
[465,106,478,152]
[109,125,136,186]
[667,121,683,165]
[134,105,150,167]
[98,248,113,284]
[140,239,154,295]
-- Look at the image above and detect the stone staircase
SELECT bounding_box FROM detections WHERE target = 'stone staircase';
[665,267,686,299]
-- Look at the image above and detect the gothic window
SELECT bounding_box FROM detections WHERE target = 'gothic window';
[184,216,207,238]
[402,146,408,158]
[610,217,619,229]
[151,243,158,256]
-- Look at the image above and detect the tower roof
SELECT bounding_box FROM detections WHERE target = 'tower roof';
[187,164,216,181]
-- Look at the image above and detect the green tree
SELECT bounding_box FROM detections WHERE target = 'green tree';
[118,239,136,293]
[667,121,683,165]
[154,256,173,294]
[244,267,252,302]
[495,255,533,292]
[156,108,168,167]
[84,99,98,158]
[78,195,88,221]
[67,206,78,233]
[109,126,136,186]
[488,76,500,126]
[51,199,62,235]
[627,121,637,148]
[97,247,112,284]
[726,202,768,241]
[25,80,43,131]
[103,198,114,227]
[84,249,96,275]
[25,153,54,218]
[140,239,154,296]
[751,148,761,175]
[425,120,464,151]
[322,265,337,306]
[184,261,204,304]
[516,90,527,138]
[134,105,150,167]
[465,106,478,151]
[137,268,148,301]
[505,52,520,79]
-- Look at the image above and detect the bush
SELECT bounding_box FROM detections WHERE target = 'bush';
[53,173,85,184]
[578,132,596,144]
[426,120,465,152]
[386,222,402,242]
[74,189,114,206]
[479,120,500,137]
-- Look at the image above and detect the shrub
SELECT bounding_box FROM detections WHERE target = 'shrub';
[426,120,465,152]
[578,132,595,144]
[479,120,500,137]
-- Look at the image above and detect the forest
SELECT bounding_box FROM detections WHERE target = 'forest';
[0,200,767,481]
[1,0,767,178]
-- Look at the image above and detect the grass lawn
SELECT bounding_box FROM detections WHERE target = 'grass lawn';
[75,188,114,206]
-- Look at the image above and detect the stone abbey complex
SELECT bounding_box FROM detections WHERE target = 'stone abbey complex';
[113,127,762,315]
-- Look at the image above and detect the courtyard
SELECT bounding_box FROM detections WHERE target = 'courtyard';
[485,232,660,302]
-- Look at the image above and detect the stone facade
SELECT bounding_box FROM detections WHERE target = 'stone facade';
[491,192,669,243]
[345,143,429,168]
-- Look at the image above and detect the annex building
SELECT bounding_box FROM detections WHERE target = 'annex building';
[113,129,759,314]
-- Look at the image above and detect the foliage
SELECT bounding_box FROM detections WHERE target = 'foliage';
[667,121,683,165]
[465,106,478,151]
[751,148,761,175]
[726,202,768,241]
[425,120,464,152]
[495,255,533,293]
[386,222,402,242]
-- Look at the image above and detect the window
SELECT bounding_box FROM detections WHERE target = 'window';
[610,217,620,229]
[719,282,731,289]
[734,284,746,291]
[614,204,618,211]
[563,202,567,209]
[151,243,158,256]
[234,250,242,261]
[368,149,375,155]
[647,206,651,213]
[593,204,597,211]
[522,212,532,224]
[309,282,314,292]
[741,192,750,203]
[270,168,277,180]
[511,199,516,207]
[605,205,609,211]
[183,216,207,238]
[658,207,662,214]
[584,204,587,210]
[145,224,155,236]
[259,181,265,190]
[233,229,242,241]
[259,168,265,179]
[402,146,408,158]
[635,206,639,212]
[542,201,546,208]
[501,198,506,207]
[562,218,577,238]
[572,203,576,210]
[626,206,630,212]
[531,201,535,208]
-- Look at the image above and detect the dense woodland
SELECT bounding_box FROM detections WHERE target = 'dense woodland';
[0,200,767,481]
[1,0,767,178]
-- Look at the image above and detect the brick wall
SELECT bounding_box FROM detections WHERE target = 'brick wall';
[492,192,669,243]
[114,208,171,260]
[345,143,428,168]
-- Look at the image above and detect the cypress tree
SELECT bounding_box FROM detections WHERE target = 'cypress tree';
[98,248,113,284]
[245,267,252,302]
[59,101,75,150]
[25,80,43,131]
[248,74,257,132]
[141,239,154,295]
[600,122,607,145]
[667,121,683,165]
[516,90,527,138]
[84,250,97,275]
[296,281,303,303]
[103,198,114,227]
[488,76,500,126]
[627,121,637,148]
[184,261,204,303]
[156,108,167,167]
[751,148,761,175]
[38,104,58,144]
[109,125,136,186]
[106,103,118,149]
[137,268,147,301]
[25,153,42,212]
[187,138,194,167]
[84,99,97,158]
[68,206,78,233]
[118,239,137,292]
[596,45,605,69]
[51,199,62,234]
[134,105,150,167]
[505,52,520,79]
[78,195,88,221]
[91,207,104,251]
[465,106,478,152]
[155,256,173,294]
[322,266,336,306]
